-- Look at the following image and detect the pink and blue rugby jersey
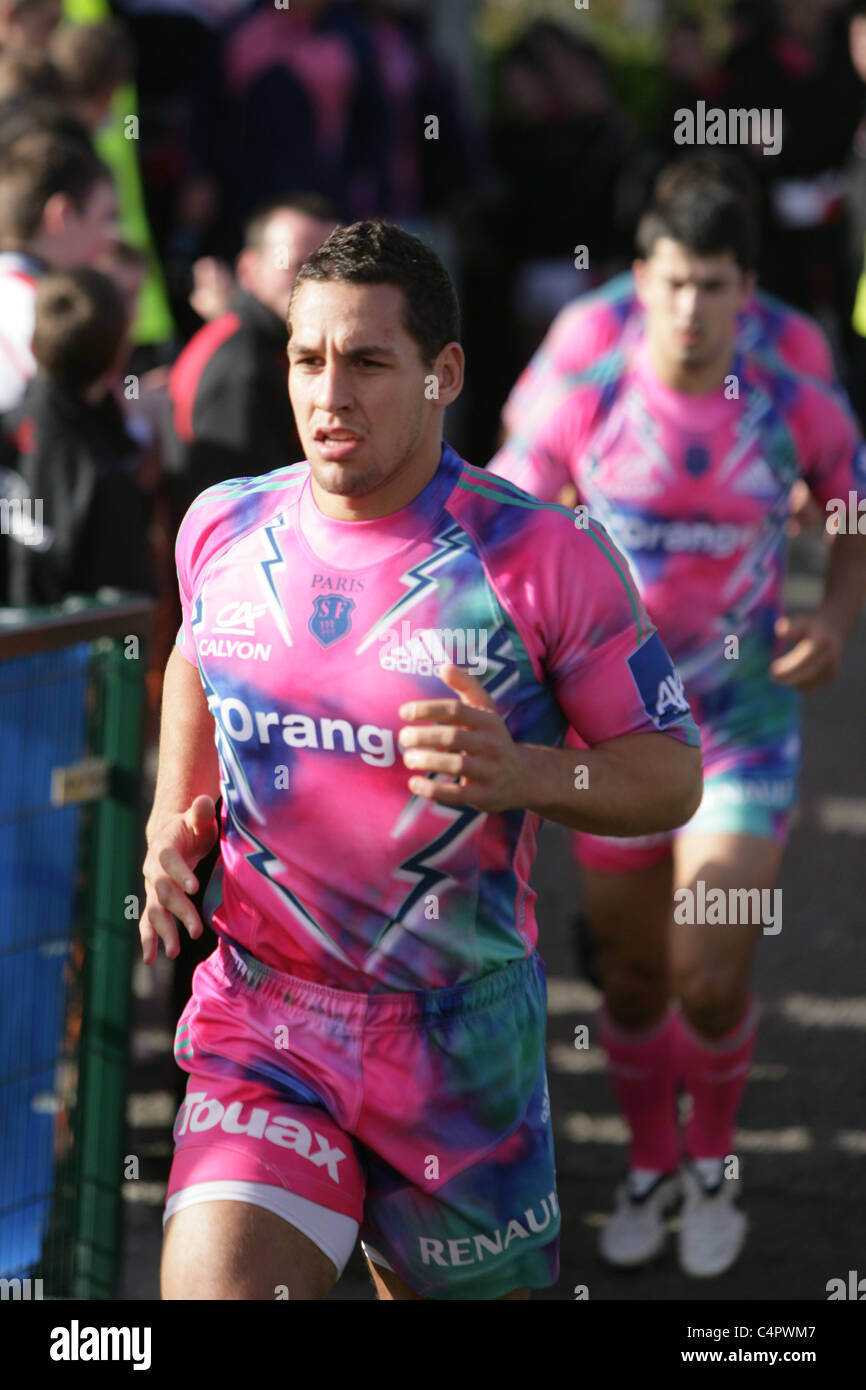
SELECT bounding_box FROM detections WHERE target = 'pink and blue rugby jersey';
[491,343,866,769]
[175,444,698,993]
[503,271,837,435]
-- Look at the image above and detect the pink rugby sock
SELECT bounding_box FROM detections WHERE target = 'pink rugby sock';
[674,1002,759,1160]
[599,1005,679,1173]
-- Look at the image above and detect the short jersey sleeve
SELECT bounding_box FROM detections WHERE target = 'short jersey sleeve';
[546,516,700,748]
[502,297,623,436]
[174,476,261,665]
[489,500,701,750]
[489,376,597,503]
[777,309,835,387]
[793,379,866,511]
[175,509,199,665]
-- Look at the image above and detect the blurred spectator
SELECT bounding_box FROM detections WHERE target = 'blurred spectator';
[55,2,176,355]
[0,133,117,411]
[724,0,778,59]
[0,33,79,169]
[98,233,181,722]
[0,48,65,102]
[358,0,482,225]
[646,14,726,168]
[0,98,93,159]
[611,13,731,252]
[49,19,135,132]
[164,194,337,531]
[848,1,866,283]
[180,0,389,259]
[721,0,863,319]
[0,0,61,53]
[1,267,156,605]
[662,12,723,102]
[187,253,235,322]
[100,237,149,327]
[490,21,632,351]
[99,236,167,443]
[111,0,212,322]
[841,0,866,424]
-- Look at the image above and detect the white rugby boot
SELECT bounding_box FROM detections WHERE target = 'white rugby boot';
[677,1159,748,1277]
[598,1169,681,1268]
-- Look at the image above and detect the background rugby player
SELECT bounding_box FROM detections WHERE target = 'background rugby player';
[490,183,866,1278]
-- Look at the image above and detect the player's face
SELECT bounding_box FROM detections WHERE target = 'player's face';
[288,279,463,509]
[635,237,753,372]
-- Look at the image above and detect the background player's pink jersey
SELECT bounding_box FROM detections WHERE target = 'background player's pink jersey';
[490,345,866,762]
[502,271,837,435]
[175,444,697,993]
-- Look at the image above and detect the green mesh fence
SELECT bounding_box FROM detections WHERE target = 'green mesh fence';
[0,595,154,1299]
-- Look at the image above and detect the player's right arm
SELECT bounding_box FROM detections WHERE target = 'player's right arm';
[501,283,628,437]
[141,645,220,963]
[139,478,249,964]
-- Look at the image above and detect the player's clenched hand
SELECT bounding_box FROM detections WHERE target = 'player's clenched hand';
[398,663,523,812]
[140,795,218,964]
[770,614,843,690]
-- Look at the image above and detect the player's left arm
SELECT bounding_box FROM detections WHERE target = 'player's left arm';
[398,664,702,834]
[773,391,866,690]
[398,510,702,833]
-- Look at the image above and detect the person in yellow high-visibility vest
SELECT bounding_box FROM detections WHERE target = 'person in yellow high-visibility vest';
[853,245,866,340]
[60,0,175,348]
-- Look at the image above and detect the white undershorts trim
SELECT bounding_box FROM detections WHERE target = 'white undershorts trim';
[163,1180,359,1279]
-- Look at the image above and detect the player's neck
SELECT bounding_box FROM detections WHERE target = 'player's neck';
[310,438,444,522]
[645,337,734,398]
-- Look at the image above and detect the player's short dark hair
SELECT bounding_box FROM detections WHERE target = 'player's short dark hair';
[289,219,460,365]
[635,182,757,272]
[653,151,761,223]
[32,267,126,392]
[0,132,111,243]
[243,193,339,250]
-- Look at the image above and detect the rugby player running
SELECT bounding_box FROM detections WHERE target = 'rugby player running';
[490,182,866,1278]
[141,221,701,1301]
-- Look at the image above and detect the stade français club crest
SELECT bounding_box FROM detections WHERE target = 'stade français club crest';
[684,444,711,477]
[309,594,356,648]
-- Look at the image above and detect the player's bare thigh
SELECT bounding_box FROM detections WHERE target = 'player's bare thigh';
[161,1200,338,1300]
[580,854,674,1028]
[671,832,785,1036]
[364,1256,530,1301]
